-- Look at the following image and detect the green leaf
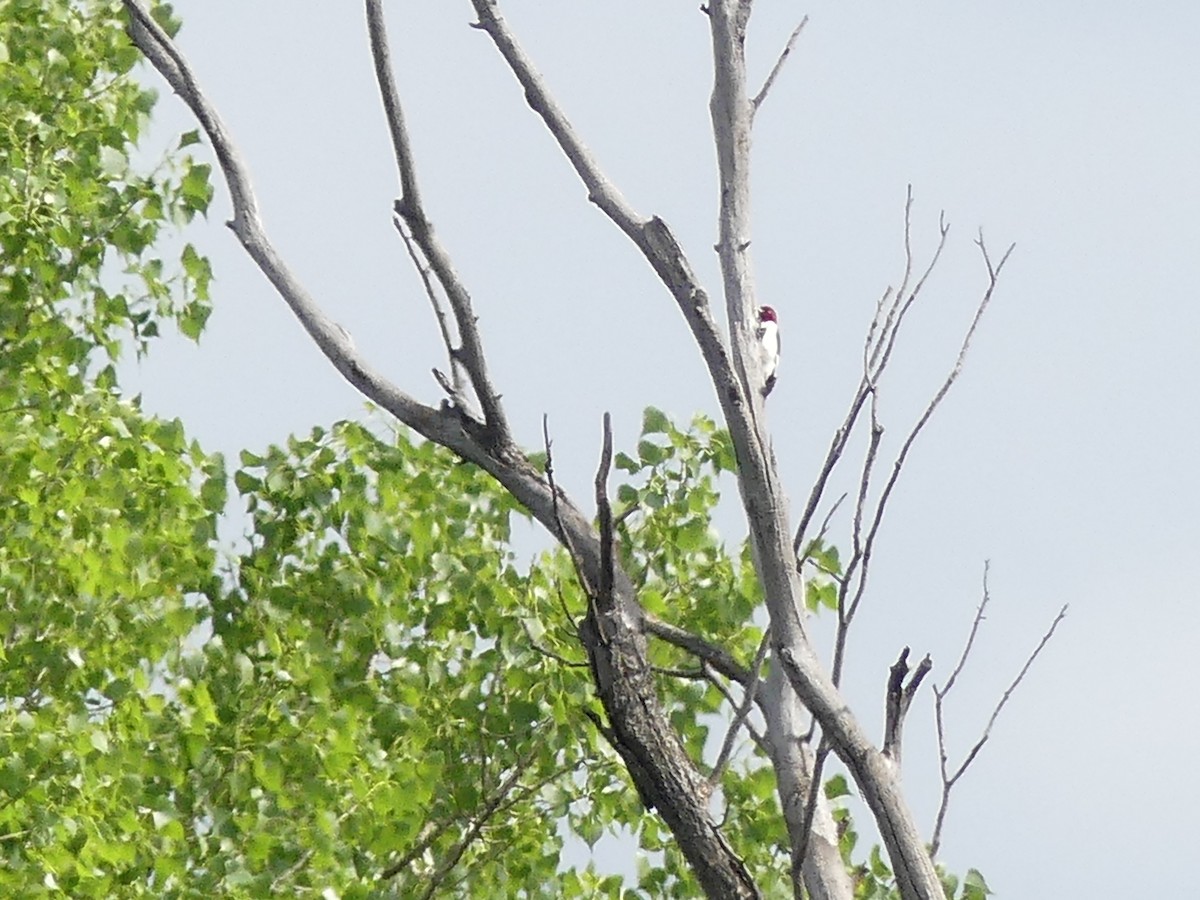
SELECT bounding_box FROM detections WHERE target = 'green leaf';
[824,774,850,800]
[641,406,669,435]
[963,868,993,899]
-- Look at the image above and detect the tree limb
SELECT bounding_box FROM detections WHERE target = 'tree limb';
[707,3,940,896]
[750,16,808,116]
[709,631,770,787]
[644,614,755,687]
[881,647,932,768]
[391,215,469,401]
[366,0,511,444]
[931,566,1067,856]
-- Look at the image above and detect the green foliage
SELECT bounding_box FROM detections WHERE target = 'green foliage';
[0,0,214,416]
[197,421,604,895]
[0,392,222,897]
[801,535,843,612]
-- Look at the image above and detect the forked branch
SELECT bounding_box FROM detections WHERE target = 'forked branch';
[930,565,1068,856]
[122,0,453,452]
[882,647,933,768]
[793,188,952,558]
[840,233,1015,639]
[367,0,511,443]
[392,217,469,402]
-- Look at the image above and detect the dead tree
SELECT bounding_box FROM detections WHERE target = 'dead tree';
[123,3,1056,898]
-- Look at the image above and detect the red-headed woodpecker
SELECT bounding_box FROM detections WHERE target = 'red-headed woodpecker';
[757,305,779,397]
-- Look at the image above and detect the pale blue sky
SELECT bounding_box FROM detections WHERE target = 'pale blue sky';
[129,3,1200,896]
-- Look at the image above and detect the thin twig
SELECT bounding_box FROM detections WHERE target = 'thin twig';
[793,190,949,557]
[401,753,571,895]
[871,209,950,381]
[122,0,451,444]
[521,619,588,668]
[796,491,846,572]
[929,565,1067,856]
[941,561,994,698]
[433,759,581,895]
[550,575,579,632]
[702,662,768,753]
[269,849,314,892]
[382,746,535,881]
[829,392,882,684]
[825,220,1009,681]
[750,17,809,115]
[708,630,771,787]
[392,216,468,399]
[844,235,1014,630]
[653,665,708,680]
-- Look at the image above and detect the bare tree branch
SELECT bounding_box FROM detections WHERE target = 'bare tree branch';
[712,3,940,895]
[841,233,1015,632]
[469,4,645,235]
[774,642,939,899]
[542,415,593,600]
[654,664,709,680]
[405,755,578,897]
[391,216,469,400]
[427,759,582,896]
[594,412,616,613]
[797,491,847,572]
[644,614,755,687]
[940,563,994,700]
[930,566,1068,856]
[750,17,809,115]
[124,1,410,422]
[521,619,588,669]
[577,414,761,898]
[704,663,769,754]
[126,2,1023,897]
[881,647,933,768]
[366,0,511,443]
[810,211,1010,696]
[468,1,750,430]
[709,631,771,786]
[794,189,949,558]
[269,849,314,893]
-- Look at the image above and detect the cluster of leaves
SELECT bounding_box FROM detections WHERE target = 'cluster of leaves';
[0,1,221,895]
[0,392,224,896]
[0,0,213,416]
[188,421,610,896]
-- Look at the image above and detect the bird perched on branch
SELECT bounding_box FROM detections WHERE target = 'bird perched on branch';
[756,305,779,397]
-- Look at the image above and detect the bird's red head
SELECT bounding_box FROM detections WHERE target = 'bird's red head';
[758,305,777,323]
